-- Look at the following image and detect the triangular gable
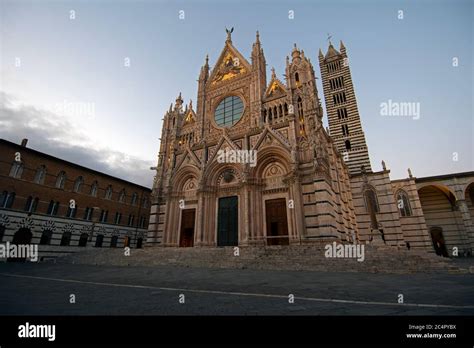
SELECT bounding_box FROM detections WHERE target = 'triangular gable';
[265,78,287,98]
[252,126,291,152]
[174,148,201,173]
[209,42,251,86]
[183,109,196,125]
[208,133,239,163]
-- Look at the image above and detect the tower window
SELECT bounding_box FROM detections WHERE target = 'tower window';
[341,124,349,136]
[345,140,351,150]
[295,72,300,84]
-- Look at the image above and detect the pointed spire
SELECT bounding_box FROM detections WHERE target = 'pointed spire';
[175,92,183,110]
[318,48,324,57]
[205,54,209,67]
[225,27,233,43]
[189,99,193,110]
[339,40,346,51]
[169,103,173,112]
[291,43,301,61]
[256,30,260,44]
[271,67,276,79]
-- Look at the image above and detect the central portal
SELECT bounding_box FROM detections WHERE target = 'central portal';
[217,196,238,246]
[265,198,289,245]
[180,209,196,247]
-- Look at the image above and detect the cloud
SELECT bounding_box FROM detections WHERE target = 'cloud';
[0,91,154,187]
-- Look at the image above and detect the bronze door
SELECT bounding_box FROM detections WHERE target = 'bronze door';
[265,198,289,245]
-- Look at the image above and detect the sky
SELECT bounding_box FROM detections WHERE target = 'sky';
[0,0,472,187]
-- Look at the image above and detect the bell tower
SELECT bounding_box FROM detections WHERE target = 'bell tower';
[319,39,372,174]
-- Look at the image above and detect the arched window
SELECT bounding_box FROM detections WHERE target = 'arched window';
[24,196,39,213]
[1,191,15,209]
[396,190,412,217]
[34,165,46,184]
[364,189,379,213]
[40,230,53,245]
[47,200,59,216]
[90,181,98,197]
[142,197,148,209]
[131,193,138,206]
[105,185,113,200]
[56,171,67,189]
[60,232,71,246]
[66,204,77,218]
[118,189,126,203]
[469,185,474,205]
[9,162,24,179]
[128,214,135,226]
[295,72,300,83]
[73,176,84,193]
[110,235,118,248]
[345,140,351,150]
[78,233,88,247]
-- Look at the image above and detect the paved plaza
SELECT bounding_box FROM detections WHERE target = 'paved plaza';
[0,262,473,315]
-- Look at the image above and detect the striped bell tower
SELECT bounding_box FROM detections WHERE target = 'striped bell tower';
[319,39,372,175]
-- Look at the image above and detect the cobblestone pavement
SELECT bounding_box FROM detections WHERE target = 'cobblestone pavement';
[0,263,473,315]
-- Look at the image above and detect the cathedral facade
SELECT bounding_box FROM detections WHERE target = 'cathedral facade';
[148,31,474,256]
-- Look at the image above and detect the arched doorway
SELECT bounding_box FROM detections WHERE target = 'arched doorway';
[9,228,33,262]
[78,233,88,247]
[124,236,131,248]
[95,234,104,248]
[180,209,196,247]
[418,185,462,255]
[0,225,5,242]
[110,235,118,248]
[12,228,32,244]
[430,227,449,257]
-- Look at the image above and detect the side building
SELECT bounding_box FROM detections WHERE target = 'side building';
[0,138,151,260]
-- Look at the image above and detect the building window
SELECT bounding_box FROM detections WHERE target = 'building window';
[73,176,84,193]
[60,232,71,246]
[24,196,39,213]
[39,230,53,245]
[84,207,94,221]
[142,197,148,209]
[34,165,47,184]
[396,190,412,217]
[99,210,108,223]
[1,191,15,209]
[78,233,88,247]
[66,204,77,218]
[118,190,126,203]
[90,181,98,197]
[114,212,122,225]
[9,162,24,179]
[295,72,300,84]
[214,95,244,127]
[56,171,67,189]
[364,189,380,213]
[128,214,134,227]
[131,193,138,206]
[47,200,59,216]
[139,216,146,229]
[345,140,351,150]
[105,185,113,200]
[341,124,349,136]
